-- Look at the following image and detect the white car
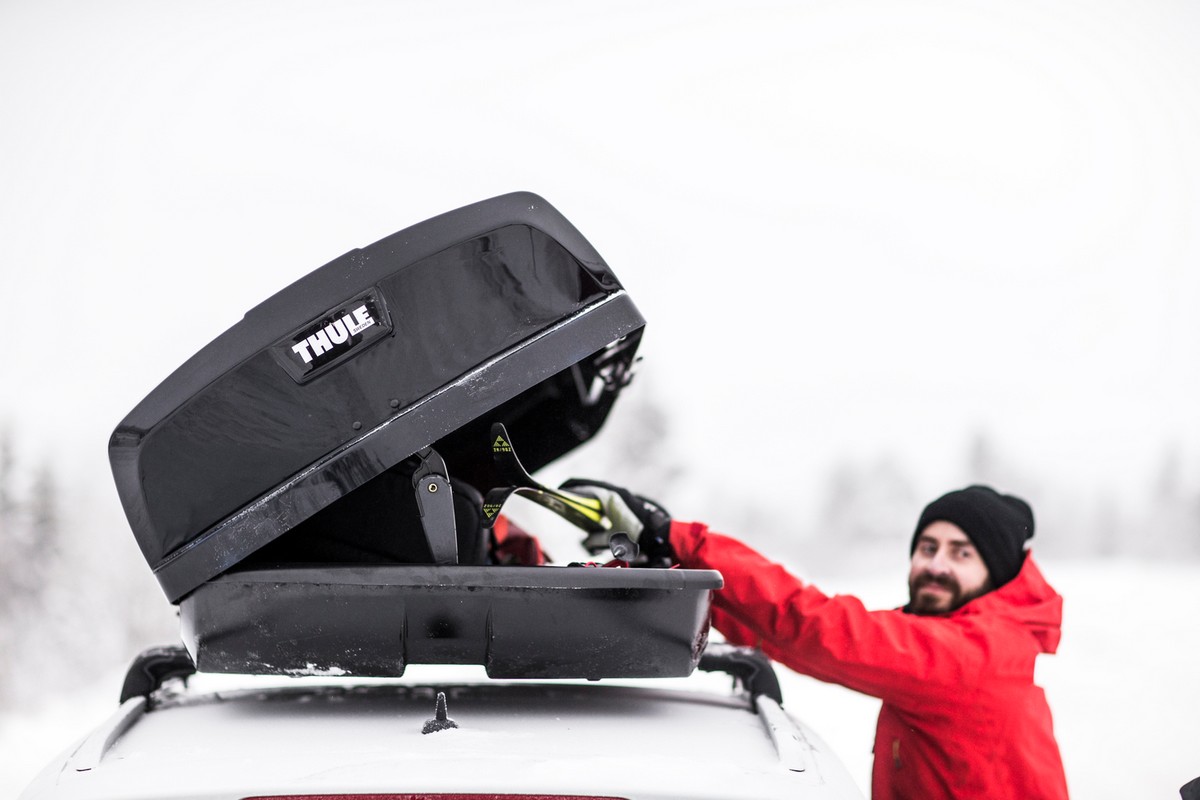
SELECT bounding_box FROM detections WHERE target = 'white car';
[20,645,863,800]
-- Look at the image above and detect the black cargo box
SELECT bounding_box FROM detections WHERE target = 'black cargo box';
[110,192,720,679]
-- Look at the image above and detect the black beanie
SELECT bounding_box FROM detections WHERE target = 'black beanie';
[911,485,1035,588]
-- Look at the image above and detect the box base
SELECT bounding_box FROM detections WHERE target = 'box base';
[179,565,721,679]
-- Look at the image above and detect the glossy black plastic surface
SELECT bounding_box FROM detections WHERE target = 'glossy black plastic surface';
[179,566,722,679]
[109,193,644,602]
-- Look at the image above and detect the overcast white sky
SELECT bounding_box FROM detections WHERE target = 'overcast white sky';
[5,4,1200,796]
[3,0,1200,537]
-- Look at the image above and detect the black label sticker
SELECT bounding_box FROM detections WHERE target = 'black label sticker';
[272,290,392,382]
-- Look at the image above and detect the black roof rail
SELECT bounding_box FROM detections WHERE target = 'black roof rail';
[697,643,784,706]
[120,645,197,704]
[118,641,782,706]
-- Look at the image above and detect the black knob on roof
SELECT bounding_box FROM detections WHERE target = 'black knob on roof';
[422,691,459,734]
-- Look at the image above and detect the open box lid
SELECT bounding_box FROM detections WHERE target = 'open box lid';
[110,193,646,603]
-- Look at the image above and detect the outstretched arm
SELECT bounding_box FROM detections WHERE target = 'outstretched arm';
[671,520,1017,708]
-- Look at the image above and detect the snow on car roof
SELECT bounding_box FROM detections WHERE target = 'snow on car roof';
[29,667,863,800]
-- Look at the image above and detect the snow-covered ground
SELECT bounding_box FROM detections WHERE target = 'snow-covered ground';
[4,557,1196,799]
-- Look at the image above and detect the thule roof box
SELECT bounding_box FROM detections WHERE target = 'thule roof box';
[109,193,720,680]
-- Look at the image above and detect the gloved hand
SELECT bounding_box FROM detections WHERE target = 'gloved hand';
[559,478,673,563]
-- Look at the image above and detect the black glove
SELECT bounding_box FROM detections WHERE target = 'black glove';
[559,478,673,563]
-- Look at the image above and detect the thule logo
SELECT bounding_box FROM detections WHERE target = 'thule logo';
[272,290,393,383]
[290,305,376,364]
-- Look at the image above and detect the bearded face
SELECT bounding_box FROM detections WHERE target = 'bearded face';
[908,521,993,615]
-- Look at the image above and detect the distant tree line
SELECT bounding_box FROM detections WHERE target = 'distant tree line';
[0,430,64,709]
[0,427,174,712]
[804,432,1200,566]
[588,404,1200,567]
[2,407,1198,712]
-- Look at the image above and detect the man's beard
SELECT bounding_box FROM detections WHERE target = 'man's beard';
[908,572,990,616]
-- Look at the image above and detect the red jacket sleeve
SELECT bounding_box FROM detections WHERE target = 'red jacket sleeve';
[671,520,1026,709]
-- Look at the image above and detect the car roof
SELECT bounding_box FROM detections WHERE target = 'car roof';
[24,670,863,800]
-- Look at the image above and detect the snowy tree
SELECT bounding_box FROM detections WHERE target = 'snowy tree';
[550,377,686,501]
[29,467,59,558]
[0,432,48,707]
[0,429,15,599]
[809,456,919,575]
[819,456,917,543]
[1138,445,1200,559]
[0,429,17,704]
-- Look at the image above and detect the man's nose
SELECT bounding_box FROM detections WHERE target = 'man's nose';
[925,550,951,574]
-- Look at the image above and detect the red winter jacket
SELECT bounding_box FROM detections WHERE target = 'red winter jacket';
[671,520,1069,800]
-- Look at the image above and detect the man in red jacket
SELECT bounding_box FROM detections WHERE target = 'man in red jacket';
[563,481,1069,800]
